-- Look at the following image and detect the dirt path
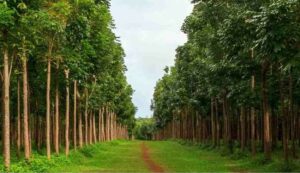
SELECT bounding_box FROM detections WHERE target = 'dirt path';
[141,142,165,173]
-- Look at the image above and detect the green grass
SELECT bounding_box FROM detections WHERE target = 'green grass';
[147,140,300,172]
[50,140,149,172]
[146,141,234,172]
[232,149,300,172]
[1,140,299,172]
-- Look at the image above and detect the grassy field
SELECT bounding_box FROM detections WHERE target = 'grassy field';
[50,140,149,172]
[52,140,237,172]
[147,140,300,172]
[148,141,233,172]
[2,140,300,172]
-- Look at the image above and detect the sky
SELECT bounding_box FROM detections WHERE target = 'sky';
[110,0,193,118]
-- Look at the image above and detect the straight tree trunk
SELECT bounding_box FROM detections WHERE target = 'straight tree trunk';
[54,66,59,154]
[46,58,51,160]
[73,80,77,150]
[251,52,256,156]
[2,39,10,169]
[241,107,246,151]
[17,79,21,158]
[288,73,296,158]
[22,59,30,160]
[93,113,97,143]
[280,76,289,162]
[101,109,105,141]
[98,109,102,141]
[89,112,93,144]
[79,111,83,148]
[262,62,271,160]
[84,89,88,144]
[223,96,228,145]
[65,69,70,156]
[215,102,220,146]
[211,98,216,146]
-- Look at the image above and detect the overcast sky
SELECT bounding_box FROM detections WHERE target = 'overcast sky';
[110,0,193,118]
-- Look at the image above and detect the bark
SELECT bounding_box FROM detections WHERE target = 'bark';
[3,33,10,169]
[101,109,105,141]
[262,62,271,160]
[54,65,60,154]
[240,107,246,151]
[46,58,51,160]
[215,101,220,146]
[79,110,83,148]
[223,96,228,145]
[93,113,97,143]
[211,98,216,146]
[37,116,41,151]
[251,59,256,156]
[65,69,70,156]
[22,58,30,160]
[289,73,296,158]
[98,109,102,141]
[73,80,77,150]
[17,79,21,158]
[84,89,88,144]
[251,106,256,156]
[89,112,93,144]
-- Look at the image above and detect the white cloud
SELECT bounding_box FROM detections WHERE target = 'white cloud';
[111,0,193,117]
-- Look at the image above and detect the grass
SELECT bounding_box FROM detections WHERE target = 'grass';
[50,140,149,172]
[232,149,300,172]
[0,140,149,172]
[147,140,300,172]
[1,140,299,172]
[147,141,234,172]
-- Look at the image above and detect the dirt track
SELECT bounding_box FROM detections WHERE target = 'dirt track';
[141,142,165,173]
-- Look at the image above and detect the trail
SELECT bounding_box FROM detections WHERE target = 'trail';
[141,142,165,173]
[50,140,250,172]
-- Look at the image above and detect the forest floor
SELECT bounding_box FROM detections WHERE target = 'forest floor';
[4,140,300,172]
[50,140,245,172]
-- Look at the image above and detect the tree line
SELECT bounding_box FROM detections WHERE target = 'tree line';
[0,0,135,170]
[152,0,300,165]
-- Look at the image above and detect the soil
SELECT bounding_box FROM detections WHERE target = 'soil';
[141,142,165,173]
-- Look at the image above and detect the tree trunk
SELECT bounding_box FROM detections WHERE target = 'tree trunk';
[262,62,271,160]
[54,66,59,155]
[98,109,102,141]
[46,58,51,160]
[211,98,216,146]
[84,89,88,144]
[251,55,256,156]
[73,80,77,150]
[89,112,93,144]
[241,107,246,151]
[79,110,83,148]
[223,96,228,145]
[17,79,21,158]
[65,69,70,156]
[101,109,105,141]
[2,33,10,169]
[22,59,30,160]
[93,113,97,143]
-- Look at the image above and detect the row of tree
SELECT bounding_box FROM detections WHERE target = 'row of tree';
[133,118,155,140]
[152,0,300,164]
[0,0,135,170]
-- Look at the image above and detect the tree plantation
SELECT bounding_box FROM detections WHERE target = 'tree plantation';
[2,0,300,172]
[0,0,135,170]
[152,0,300,169]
